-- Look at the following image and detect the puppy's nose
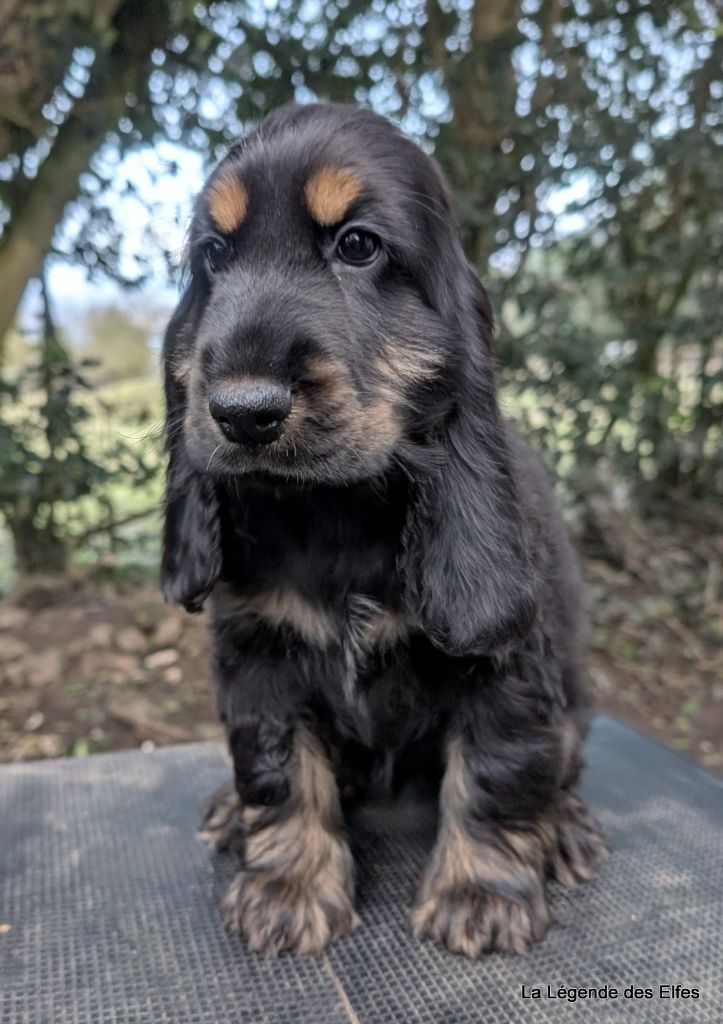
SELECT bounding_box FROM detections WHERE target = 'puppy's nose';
[209,381,291,446]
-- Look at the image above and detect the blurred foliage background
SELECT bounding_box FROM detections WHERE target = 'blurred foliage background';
[0,0,721,765]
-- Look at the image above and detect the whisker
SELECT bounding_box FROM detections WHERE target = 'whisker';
[403,191,450,228]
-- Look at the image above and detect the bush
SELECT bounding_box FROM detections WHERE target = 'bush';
[0,324,159,578]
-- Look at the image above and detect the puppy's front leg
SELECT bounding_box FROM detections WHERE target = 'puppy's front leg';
[410,735,553,956]
[223,718,359,956]
[411,709,605,957]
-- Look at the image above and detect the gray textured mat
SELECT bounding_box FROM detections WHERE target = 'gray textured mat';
[1,716,721,1023]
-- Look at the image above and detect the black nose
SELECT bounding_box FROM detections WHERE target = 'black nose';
[209,381,292,446]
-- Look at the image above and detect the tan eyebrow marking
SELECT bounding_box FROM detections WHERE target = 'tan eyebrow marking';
[208,174,248,233]
[304,167,362,226]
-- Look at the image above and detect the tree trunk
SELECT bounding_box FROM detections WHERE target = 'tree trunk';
[0,0,173,352]
[0,112,118,346]
[7,517,68,575]
[425,0,522,266]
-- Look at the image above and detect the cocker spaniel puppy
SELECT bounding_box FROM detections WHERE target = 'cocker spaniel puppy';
[161,102,606,958]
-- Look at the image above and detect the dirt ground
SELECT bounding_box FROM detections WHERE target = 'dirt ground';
[0,576,221,762]
[0,522,721,772]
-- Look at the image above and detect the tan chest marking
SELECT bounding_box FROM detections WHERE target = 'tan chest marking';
[225,586,336,648]
[221,585,409,713]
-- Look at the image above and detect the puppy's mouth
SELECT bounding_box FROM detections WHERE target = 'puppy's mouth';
[185,358,405,484]
[186,413,395,486]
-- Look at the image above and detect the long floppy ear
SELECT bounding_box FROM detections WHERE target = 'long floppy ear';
[400,263,538,657]
[160,288,222,612]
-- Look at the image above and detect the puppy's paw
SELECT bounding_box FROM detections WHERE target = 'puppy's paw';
[222,865,359,956]
[551,793,608,888]
[410,883,549,957]
[200,779,244,853]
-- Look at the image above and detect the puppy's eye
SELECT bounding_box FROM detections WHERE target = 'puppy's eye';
[204,238,230,275]
[335,229,379,266]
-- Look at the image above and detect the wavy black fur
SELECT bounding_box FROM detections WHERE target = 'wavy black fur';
[162,103,605,958]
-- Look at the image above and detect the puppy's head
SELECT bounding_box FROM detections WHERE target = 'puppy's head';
[166,103,481,484]
[163,103,536,654]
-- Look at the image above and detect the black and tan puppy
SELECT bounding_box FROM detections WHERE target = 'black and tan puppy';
[161,102,606,958]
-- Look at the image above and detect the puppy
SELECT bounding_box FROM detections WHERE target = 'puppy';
[161,102,606,958]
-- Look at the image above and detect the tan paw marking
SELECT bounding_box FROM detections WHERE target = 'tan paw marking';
[411,738,551,957]
[550,793,608,888]
[224,728,359,955]
[411,883,549,957]
[200,780,241,850]
[222,839,359,956]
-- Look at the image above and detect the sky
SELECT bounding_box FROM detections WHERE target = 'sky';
[30,142,206,340]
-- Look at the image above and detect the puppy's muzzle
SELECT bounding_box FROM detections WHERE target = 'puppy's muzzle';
[209,381,292,446]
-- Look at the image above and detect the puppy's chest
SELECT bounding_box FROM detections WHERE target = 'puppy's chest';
[220,483,414,712]
[223,584,408,664]
[216,580,412,715]
[337,593,410,702]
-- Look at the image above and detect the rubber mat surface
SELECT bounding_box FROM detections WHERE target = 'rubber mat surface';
[1,717,721,1023]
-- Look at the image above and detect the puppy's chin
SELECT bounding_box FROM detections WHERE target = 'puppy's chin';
[183,428,393,488]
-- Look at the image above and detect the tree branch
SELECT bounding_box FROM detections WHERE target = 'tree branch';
[70,506,158,546]
[0,0,177,354]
